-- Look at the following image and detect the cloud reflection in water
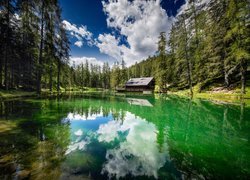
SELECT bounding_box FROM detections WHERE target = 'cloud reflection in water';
[63,109,169,179]
[97,112,168,179]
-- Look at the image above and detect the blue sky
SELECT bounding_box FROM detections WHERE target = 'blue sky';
[59,0,185,66]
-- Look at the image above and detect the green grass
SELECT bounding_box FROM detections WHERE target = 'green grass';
[0,87,107,100]
[0,90,37,99]
[41,87,104,93]
[169,86,250,105]
[1,86,250,105]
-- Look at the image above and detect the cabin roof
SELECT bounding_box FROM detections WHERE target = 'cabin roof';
[125,77,154,87]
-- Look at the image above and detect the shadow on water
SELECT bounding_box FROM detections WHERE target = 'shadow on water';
[0,94,249,179]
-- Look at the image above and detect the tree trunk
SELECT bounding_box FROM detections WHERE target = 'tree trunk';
[16,63,20,89]
[224,72,229,87]
[187,57,193,97]
[49,62,53,92]
[240,59,247,94]
[0,61,2,88]
[11,62,14,89]
[37,2,44,94]
[183,18,193,97]
[57,59,61,92]
[81,64,84,90]
[4,0,10,90]
[4,44,8,90]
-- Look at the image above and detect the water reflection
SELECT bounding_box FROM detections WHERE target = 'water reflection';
[0,96,249,179]
[63,109,111,156]
[99,112,168,179]
[63,110,171,179]
[127,98,153,107]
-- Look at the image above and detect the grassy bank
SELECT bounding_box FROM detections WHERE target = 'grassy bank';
[0,90,37,100]
[1,87,250,105]
[0,87,105,100]
[169,86,250,105]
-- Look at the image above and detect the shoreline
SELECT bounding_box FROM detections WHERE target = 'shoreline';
[168,88,250,105]
[0,90,37,100]
[0,89,105,101]
[1,89,249,105]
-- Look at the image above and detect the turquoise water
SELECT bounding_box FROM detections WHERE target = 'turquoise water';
[0,94,249,179]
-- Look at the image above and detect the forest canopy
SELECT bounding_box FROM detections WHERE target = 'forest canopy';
[0,0,249,95]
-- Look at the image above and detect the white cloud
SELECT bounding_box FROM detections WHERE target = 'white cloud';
[65,140,89,155]
[74,41,83,48]
[74,129,83,136]
[62,20,93,48]
[96,34,122,61]
[97,112,169,179]
[63,0,209,66]
[66,111,104,121]
[62,20,92,38]
[97,0,174,66]
[70,56,104,67]
[97,121,125,143]
[15,13,20,21]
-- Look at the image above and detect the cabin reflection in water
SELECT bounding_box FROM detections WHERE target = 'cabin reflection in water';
[0,97,249,179]
[127,98,153,107]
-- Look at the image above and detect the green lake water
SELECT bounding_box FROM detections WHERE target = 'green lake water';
[0,94,249,179]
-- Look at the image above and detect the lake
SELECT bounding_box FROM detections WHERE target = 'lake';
[0,94,249,179]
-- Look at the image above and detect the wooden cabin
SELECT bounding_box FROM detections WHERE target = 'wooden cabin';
[125,77,155,92]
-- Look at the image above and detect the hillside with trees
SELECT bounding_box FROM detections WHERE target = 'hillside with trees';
[0,0,249,97]
[127,0,250,95]
[72,0,250,97]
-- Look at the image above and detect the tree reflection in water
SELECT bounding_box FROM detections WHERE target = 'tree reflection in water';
[0,95,249,179]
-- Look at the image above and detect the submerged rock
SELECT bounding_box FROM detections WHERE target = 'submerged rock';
[17,170,31,180]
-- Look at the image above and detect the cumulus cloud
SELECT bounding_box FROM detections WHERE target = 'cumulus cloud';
[62,20,94,48]
[74,129,83,136]
[63,0,207,66]
[97,120,125,143]
[96,0,174,66]
[65,112,104,121]
[70,56,104,67]
[97,112,169,179]
[96,34,123,61]
[65,140,89,155]
[74,40,83,48]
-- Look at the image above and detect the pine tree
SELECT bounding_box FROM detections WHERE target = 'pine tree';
[156,32,168,92]
[224,0,250,94]
[18,0,39,90]
[111,61,120,89]
[0,0,17,90]
[120,59,127,84]
[56,8,70,92]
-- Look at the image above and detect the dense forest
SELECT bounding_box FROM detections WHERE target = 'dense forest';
[0,0,249,95]
[0,0,70,93]
[127,0,250,95]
